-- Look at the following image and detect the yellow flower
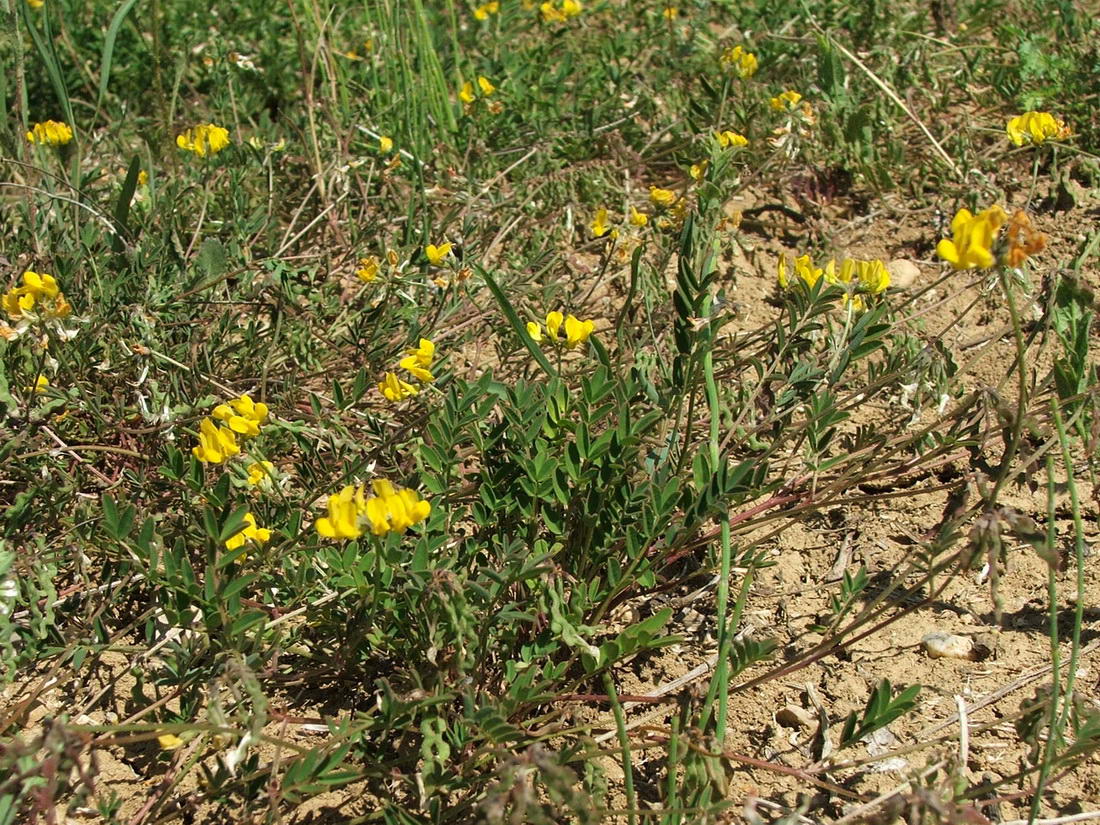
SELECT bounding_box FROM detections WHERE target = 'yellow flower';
[176,123,231,157]
[25,120,73,146]
[545,311,564,340]
[540,1,564,20]
[3,271,70,321]
[561,0,582,16]
[399,357,435,383]
[316,485,366,539]
[459,81,476,104]
[1006,112,1068,147]
[357,256,380,283]
[316,481,430,539]
[590,207,611,238]
[425,243,453,266]
[662,6,678,18]
[192,417,241,464]
[477,75,496,96]
[649,186,677,208]
[689,161,707,181]
[936,206,1007,270]
[563,315,595,348]
[824,259,891,299]
[716,130,748,148]
[474,1,500,20]
[777,254,824,289]
[526,321,543,341]
[629,206,648,227]
[137,169,149,186]
[719,45,758,78]
[379,135,394,154]
[225,512,272,550]
[770,90,802,111]
[157,733,184,750]
[379,371,418,401]
[1003,210,1047,268]
[212,394,269,437]
[28,375,49,394]
[246,461,276,486]
[404,337,435,368]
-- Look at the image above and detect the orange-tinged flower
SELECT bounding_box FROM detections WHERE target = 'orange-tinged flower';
[357,256,380,283]
[26,120,72,145]
[1006,112,1069,147]
[1003,210,1047,267]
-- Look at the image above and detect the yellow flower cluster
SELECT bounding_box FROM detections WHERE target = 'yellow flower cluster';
[247,461,276,486]
[192,394,269,464]
[225,512,272,550]
[770,90,802,111]
[715,130,749,148]
[176,123,231,157]
[1006,112,1069,147]
[358,249,400,283]
[459,76,501,115]
[527,311,595,349]
[379,337,436,402]
[316,479,431,539]
[26,120,73,146]
[540,0,582,22]
[777,255,891,310]
[2,271,72,321]
[590,205,650,240]
[474,1,499,19]
[936,206,1005,270]
[719,45,758,78]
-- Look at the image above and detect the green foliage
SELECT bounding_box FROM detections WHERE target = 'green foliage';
[840,679,922,748]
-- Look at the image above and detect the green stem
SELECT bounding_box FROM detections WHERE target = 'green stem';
[602,671,637,825]
[991,269,1028,502]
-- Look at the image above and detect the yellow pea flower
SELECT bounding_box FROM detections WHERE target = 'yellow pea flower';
[563,315,595,348]
[176,123,230,157]
[477,75,496,96]
[649,186,678,208]
[936,206,1007,270]
[192,417,241,464]
[545,311,564,341]
[526,321,543,341]
[777,254,824,289]
[225,512,272,550]
[26,120,73,145]
[399,356,435,383]
[357,256,380,283]
[715,130,748,148]
[404,338,435,368]
[719,45,758,78]
[474,1,499,20]
[662,6,678,18]
[590,207,611,238]
[137,169,149,186]
[157,733,184,750]
[316,485,365,539]
[27,375,49,394]
[770,90,802,111]
[379,371,419,401]
[629,206,648,227]
[212,394,269,437]
[425,243,453,266]
[379,135,394,154]
[1006,112,1068,147]
[561,0,582,17]
[246,461,276,486]
[459,81,476,104]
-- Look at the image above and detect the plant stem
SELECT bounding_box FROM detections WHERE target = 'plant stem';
[603,670,637,825]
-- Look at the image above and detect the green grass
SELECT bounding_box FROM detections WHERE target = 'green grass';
[1,0,1098,822]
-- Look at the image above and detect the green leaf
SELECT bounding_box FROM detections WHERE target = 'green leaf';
[479,266,557,378]
[96,0,143,112]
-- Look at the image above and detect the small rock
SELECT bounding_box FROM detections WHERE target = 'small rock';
[922,631,975,661]
[887,259,921,289]
[776,704,816,729]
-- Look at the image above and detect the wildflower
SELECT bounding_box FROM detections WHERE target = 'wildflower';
[192,417,241,464]
[528,311,594,349]
[25,120,73,146]
[716,130,748,148]
[212,394,269,437]
[246,461,276,486]
[825,258,891,308]
[357,256,380,283]
[649,186,678,208]
[29,375,49,394]
[936,206,1007,270]
[379,371,418,401]
[777,254,824,289]
[770,90,802,111]
[399,357,435,383]
[316,481,430,539]
[176,123,231,157]
[379,135,394,154]
[663,6,678,18]
[404,337,435,368]
[477,75,496,96]
[425,243,453,266]
[474,1,499,20]
[3,271,71,321]
[459,81,476,104]
[720,45,758,78]
[1006,112,1069,147]
[540,0,581,21]
[137,169,149,186]
[225,512,272,550]
[689,161,707,181]
[590,208,612,238]
[1003,210,1047,267]
[629,206,648,227]
[157,733,184,750]
[562,0,582,15]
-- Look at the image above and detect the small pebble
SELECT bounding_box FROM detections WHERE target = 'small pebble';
[887,259,921,289]
[922,631,975,660]
[775,704,816,729]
